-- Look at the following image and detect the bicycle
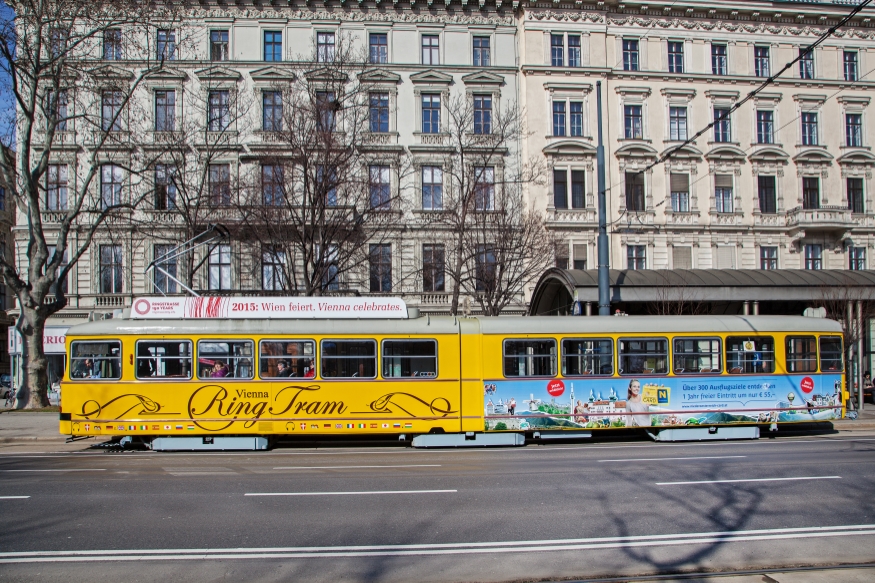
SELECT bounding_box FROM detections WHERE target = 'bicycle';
[3,387,15,409]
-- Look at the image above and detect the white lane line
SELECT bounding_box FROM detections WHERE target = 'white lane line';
[0,469,107,472]
[273,464,441,470]
[0,496,29,499]
[1,524,874,563]
[245,489,456,497]
[599,456,746,463]
[657,475,841,485]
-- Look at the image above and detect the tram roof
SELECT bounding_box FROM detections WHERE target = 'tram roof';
[64,314,841,337]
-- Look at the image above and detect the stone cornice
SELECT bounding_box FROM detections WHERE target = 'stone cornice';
[189,8,515,27]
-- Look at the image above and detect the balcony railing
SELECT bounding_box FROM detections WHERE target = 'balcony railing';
[786,205,853,229]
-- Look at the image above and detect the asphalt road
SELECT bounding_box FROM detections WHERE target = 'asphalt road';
[1,434,874,582]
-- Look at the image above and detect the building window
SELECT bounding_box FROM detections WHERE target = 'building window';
[758,175,777,214]
[570,102,583,137]
[47,164,68,210]
[317,165,337,207]
[625,171,644,211]
[210,30,229,61]
[711,43,727,75]
[155,90,175,132]
[101,90,122,132]
[801,112,818,145]
[473,36,490,67]
[321,245,339,291]
[754,46,770,77]
[369,244,392,292]
[474,167,494,211]
[421,93,440,134]
[209,164,231,206]
[667,41,684,73]
[316,91,336,132]
[715,174,733,213]
[553,169,567,209]
[756,110,773,144]
[262,247,286,291]
[713,108,731,142]
[369,92,389,133]
[552,101,566,136]
[627,245,646,270]
[47,90,67,131]
[669,107,687,141]
[99,245,123,293]
[423,244,445,292]
[316,32,335,62]
[208,244,231,290]
[262,91,282,132]
[672,247,692,270]
[100,164,122,208]
[850,247,866,271]
[157,29,175,61]
[572,244,587,270]
[670,173,689,213]
[369,165,391,210]
[848,177,864,214]
[803,177,820,210]
[262,164,284,206]
[103,29,122,60]
[263,31,282,62]
[47,245,68,293]
[0,187,5,210]
[421,166,442,210]
[760,247,778,270]
[422,35,439,65]
[804,244,822,270]
[370,33,388,64]
[846,113,863,147]
[622,39,639,71]
[473,95,491,135]
[208,90,230,132]
[568,35,581,67]
[475,245,496,292]
[624,105,642,139]
[153,244,177,294]
[571,170,585,209]
[799,48,814,79]
[155,164,177,210]
[844,51,858,81]
[551,34,564,67]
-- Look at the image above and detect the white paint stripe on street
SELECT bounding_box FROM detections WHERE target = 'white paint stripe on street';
[657,475,841,485]
[599,456,746,463]
[1,524,874,563]
[0,469,107,472]
[245,489,456,497]
[272,464,441,470]
[0,496,29,499]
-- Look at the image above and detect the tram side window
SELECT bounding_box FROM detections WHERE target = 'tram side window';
[260,340,315,378]
[136,340,192,379]
[70,341,121,380]
[322,340,377,378]
[619,338,668,375]
[503,339,556,377]
[820,336,844,372]
[383,340,438,378]
[562,339,613,376]
[786,336,817,373]
[673,338,722,374]
[197,340,254,379]
[726,337,774,374]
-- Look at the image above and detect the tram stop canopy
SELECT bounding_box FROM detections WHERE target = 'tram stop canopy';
[529,269,875,317]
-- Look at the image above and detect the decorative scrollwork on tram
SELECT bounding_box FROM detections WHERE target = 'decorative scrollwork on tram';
[363,392,456,419]
[80,394,163,419]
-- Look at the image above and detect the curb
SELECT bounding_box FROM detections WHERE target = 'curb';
[0,436,73,443]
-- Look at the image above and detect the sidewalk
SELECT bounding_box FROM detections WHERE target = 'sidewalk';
[634,565,875,582]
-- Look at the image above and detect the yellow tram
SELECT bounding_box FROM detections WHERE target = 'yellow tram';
[59,298,847,449]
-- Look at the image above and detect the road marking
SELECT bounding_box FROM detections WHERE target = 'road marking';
[0,469,107,472]
[272,464,441,470]
[657,475,842,485]
[245,489,456,497]
[0,496,29,499]
[599,456,746,463]
[0,523,873,563]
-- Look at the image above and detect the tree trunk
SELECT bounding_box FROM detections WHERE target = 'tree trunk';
[18,312,50,409]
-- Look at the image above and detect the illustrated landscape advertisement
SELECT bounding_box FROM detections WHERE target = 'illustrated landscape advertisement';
[483,374,844,431]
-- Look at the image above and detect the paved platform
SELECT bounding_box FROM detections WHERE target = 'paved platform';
[632,565,875,582]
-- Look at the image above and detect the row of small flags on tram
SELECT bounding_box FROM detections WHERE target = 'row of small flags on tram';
[81,423,414,431]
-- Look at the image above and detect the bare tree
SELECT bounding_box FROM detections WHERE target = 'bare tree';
[0,1,184,407]
[238,33,409,295]
[647,270,706,316]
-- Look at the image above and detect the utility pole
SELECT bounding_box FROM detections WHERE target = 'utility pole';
[596,81,610,316]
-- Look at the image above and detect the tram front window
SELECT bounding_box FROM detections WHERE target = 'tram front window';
[197,340,254,379]
[820,337,843,372]
[260,340,315,378]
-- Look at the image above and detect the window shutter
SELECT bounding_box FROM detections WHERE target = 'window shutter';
[670,173,689,192]
[672,246,692,269]
[715,174,733,188]
[716,246,736,269]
